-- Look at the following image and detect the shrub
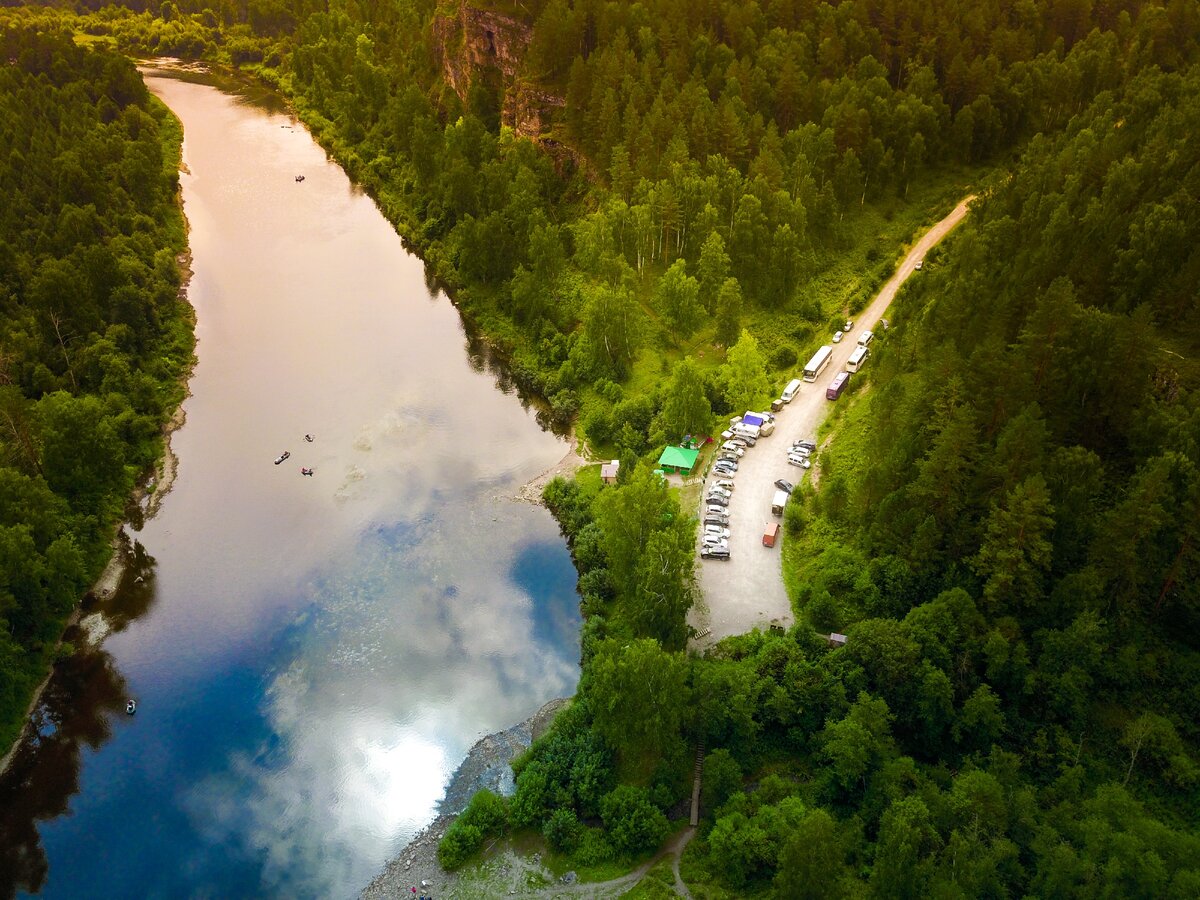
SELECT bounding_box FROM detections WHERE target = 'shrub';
[544,807,584,853]
[461,789,508,834]
[702,748,743,814]
[771,345,798,370]
[600,785,670,857]
[574,826,616,866]
[437,820,483,869]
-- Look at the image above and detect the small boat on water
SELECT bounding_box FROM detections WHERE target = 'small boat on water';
[126,700,136,716]
[275,451,291,465]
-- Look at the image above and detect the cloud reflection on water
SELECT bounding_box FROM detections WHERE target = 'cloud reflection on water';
[180,502,578,897]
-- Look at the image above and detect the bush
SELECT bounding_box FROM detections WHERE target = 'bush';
[807,590,841,632]
[437,820,483,869]
[437,789,509,868]
[771,345,798,370]
[601,785,670,857]
[544,807,584,853]
[702,748,743,814]
[461,789,509,834]
[574,826,616,865]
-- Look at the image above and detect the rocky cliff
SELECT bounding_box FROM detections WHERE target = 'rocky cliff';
[432,1,573,163]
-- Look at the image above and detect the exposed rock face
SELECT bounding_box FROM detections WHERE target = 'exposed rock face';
[432,2,533,105]
[433,0,578,168]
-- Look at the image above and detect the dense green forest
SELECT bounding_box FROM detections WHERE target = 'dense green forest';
[3,0,1198,895]
[0,25,193,750]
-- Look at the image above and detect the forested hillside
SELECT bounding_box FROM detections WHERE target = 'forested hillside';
[31,0,1197,443]
[0,26,193,749]
[7,1,1198,895]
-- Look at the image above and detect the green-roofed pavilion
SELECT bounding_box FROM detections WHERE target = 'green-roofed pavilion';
[657,445,699,474]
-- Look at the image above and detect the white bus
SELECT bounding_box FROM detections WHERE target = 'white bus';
[803,345,834,382]
[846,345,869,373]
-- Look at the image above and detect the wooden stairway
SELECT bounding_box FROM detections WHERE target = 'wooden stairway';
[689,739,705,826]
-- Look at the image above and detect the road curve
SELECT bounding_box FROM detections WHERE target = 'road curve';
[690,196,976,647]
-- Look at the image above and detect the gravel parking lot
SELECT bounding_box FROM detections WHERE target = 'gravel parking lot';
[689,197,974,647]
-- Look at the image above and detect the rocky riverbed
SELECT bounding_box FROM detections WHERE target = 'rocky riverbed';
[361,697,569,899]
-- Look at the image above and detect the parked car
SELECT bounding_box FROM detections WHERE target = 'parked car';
[832,331,844,343]
[701,546,731,560]
[713,462,738,474]
[730,436,755,448]
[774,479,795,494]
[711,479,735,492]
[717,449,740,461]
[704,516,730,528]
[704,526,731,539]
[844,319,854,332]
[705,495,729,507]
[719,442,745,456]
[707,484,731,496]
[706,491,731,504]
[701,533,727,547]
[705,504,729,516]
[788,455,812,469]
[794,439,817,452]
[789,445,811,458]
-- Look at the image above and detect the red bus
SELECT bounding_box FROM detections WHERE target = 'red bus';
[826,371,850,400]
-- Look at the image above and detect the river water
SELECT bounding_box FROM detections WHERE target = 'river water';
[0,65,580,898]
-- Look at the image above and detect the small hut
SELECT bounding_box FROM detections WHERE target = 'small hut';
[600,460,620,484]
[827,633,848,648]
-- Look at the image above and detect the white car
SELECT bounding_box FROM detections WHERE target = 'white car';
[788,454,812,469]
[711,479,735,492]
[719,442,745,456]
[701,533,728,548]
[844,319,854,332]
[706,490,731,502]
[705,504,729,516]
[915,259,923,270]
[703,526,731,540]
[832,331,843,343]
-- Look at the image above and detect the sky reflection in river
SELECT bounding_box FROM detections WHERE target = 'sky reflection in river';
[1,65,579,899]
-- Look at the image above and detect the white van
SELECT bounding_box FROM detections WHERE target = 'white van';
[781,378,803,403]
[846,345,869,373]
[771,490,790,516]
[857,330,874,347]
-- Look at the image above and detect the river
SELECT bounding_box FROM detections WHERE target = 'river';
[0,63,580,898]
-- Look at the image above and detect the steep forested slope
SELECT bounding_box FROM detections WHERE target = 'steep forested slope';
[0,27,193,748]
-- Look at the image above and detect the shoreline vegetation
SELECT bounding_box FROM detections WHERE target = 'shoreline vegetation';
[0,29,198,774]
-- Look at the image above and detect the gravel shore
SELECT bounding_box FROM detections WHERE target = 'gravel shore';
[361,698,569,899]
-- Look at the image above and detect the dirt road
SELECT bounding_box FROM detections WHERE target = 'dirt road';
[689,196,975,647]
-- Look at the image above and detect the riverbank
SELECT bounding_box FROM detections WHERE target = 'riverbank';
[362,697,569,899]
[0,249,196,782]
[515,434,588,505]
